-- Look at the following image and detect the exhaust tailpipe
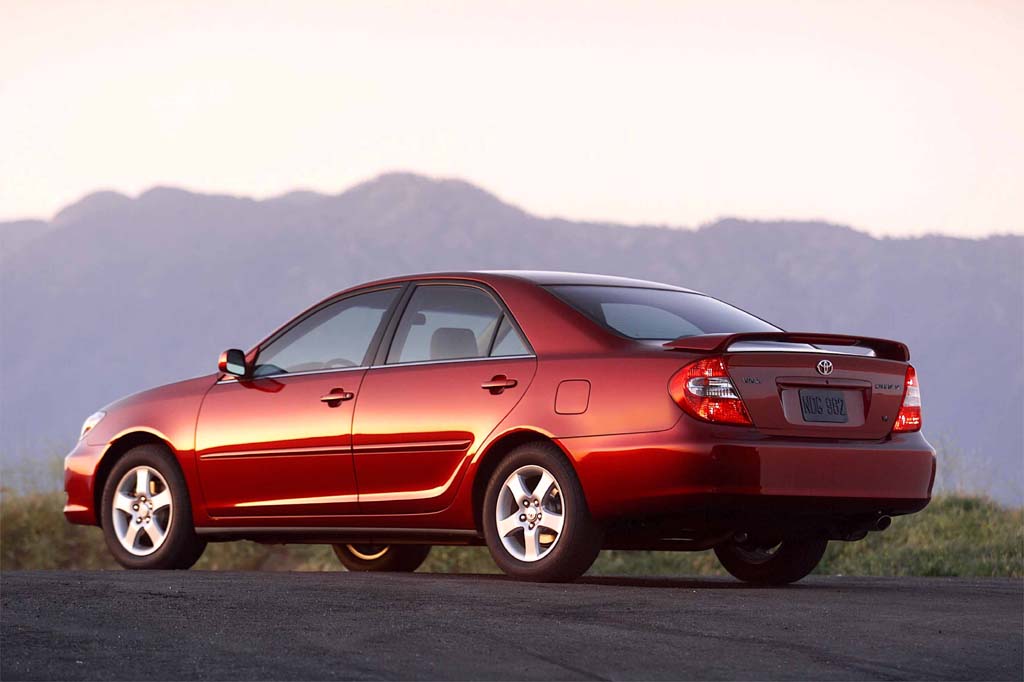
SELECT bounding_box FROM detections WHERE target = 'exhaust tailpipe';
[875,516,892,531]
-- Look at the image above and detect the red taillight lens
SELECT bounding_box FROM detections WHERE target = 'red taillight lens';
[893,365,922,432]
[669,357,752,426]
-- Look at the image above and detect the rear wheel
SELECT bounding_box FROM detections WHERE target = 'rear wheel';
[714,537,828,585]
[332,544,431,572]
[100,444,206,569]
[483,442,602,582]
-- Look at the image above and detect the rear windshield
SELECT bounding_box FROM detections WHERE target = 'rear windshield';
[545,285,780,340]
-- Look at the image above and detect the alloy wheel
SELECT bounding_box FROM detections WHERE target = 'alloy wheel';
[111,466,173,556]
[345,544,390,561]
[494,464,565,562]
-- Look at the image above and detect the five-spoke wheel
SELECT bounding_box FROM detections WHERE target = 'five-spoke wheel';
[100,444,206,569]
[495,465,566,562]
[111,466,173,556]
[483,442,602,582]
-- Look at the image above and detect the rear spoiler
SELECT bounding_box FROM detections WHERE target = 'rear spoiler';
[662,332,910,362]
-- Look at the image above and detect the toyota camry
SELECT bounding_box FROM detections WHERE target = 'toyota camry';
[64,271,935,583]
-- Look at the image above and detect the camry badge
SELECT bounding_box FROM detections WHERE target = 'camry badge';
[816,359,834,376]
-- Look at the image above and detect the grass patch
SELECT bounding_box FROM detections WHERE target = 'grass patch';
[2,490,1019,576]
[817,496,1023,577]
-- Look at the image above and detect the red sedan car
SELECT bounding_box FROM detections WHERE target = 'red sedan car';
[64,271,934,583]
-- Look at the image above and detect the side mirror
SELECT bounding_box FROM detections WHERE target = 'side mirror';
[218,349,248,377]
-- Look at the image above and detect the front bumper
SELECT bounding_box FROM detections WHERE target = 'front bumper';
[63,439,107,525]
[561,419,936,521]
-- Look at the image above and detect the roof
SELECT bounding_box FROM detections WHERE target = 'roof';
[350,270,698,293]
[478,270,697,292]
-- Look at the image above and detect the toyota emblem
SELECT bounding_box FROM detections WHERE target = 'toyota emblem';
[816,359,834,376]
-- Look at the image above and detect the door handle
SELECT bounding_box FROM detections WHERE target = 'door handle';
[320,389,355,406]
[481,375,517,394]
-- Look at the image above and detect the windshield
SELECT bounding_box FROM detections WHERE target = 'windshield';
[545,285,781,340]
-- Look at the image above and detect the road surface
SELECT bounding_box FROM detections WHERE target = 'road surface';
[2,571,1020,680]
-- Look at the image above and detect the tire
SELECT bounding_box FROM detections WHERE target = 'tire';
[482,441,602,582]
[714,537,828,585]
[332,544,431,572]
[100,444,207,569]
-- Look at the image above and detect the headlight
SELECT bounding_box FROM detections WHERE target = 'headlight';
[80,411,106,440]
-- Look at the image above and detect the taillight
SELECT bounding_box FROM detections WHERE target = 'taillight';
[893,365,922,432]
[669,357,752,426]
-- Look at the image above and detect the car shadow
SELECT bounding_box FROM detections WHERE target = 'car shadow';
[574,575,828,590]
[412,572,829,590]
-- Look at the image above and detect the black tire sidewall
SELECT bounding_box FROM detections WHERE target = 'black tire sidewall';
[100,444,205,570]
[714,538,828,585]
[482,442,601,582]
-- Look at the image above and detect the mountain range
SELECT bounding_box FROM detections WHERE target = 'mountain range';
[1,173,1021,502]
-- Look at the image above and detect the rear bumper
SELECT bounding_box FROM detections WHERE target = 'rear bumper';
[561,418,936,521]
[63,440,106,525]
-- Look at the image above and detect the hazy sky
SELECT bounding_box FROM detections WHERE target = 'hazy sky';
[1,1,1021,236]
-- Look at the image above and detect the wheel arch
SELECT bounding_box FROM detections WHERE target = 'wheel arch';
[93,431,177,520]
[471,429,577,534]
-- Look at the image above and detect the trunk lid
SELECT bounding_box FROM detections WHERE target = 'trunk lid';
[724,351,908,439]
[665,333,910,439]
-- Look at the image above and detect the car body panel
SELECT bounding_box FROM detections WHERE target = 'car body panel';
[64,374,217,525]
[562,424,934,520]
[351,356,538,514]
[507,351,689,438]
[63,440,107,525]
[194,368,365,517]
[82,374,216,451]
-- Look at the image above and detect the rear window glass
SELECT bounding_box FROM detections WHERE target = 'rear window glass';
[545,285,780,340]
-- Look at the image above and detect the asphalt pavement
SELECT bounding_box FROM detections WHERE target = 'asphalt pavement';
[1,571,1021,680]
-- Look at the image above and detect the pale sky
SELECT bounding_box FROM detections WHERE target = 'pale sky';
[1,0,1021,236]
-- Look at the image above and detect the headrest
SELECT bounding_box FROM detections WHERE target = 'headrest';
[430,327,478,361]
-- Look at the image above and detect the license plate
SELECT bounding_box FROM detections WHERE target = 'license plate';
[799,389,849,423]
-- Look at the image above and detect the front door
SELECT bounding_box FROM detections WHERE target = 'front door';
[195,287,402,517]
[352,283,537,514]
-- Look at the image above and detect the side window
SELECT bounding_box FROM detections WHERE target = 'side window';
[387,285,503,364]
[490,316,530,357]
[254,288,398,376]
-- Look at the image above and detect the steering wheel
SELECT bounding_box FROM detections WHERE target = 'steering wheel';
[324,357,357,368]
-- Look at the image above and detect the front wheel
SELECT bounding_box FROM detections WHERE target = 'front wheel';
[100,444,207,569]
[483,442,602,582]
[332,544,431,572]
[714,537,828,585]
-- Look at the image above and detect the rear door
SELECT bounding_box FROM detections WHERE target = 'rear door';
[351,283,536,514]
[725,351,908,439]
[195,287,402,517]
